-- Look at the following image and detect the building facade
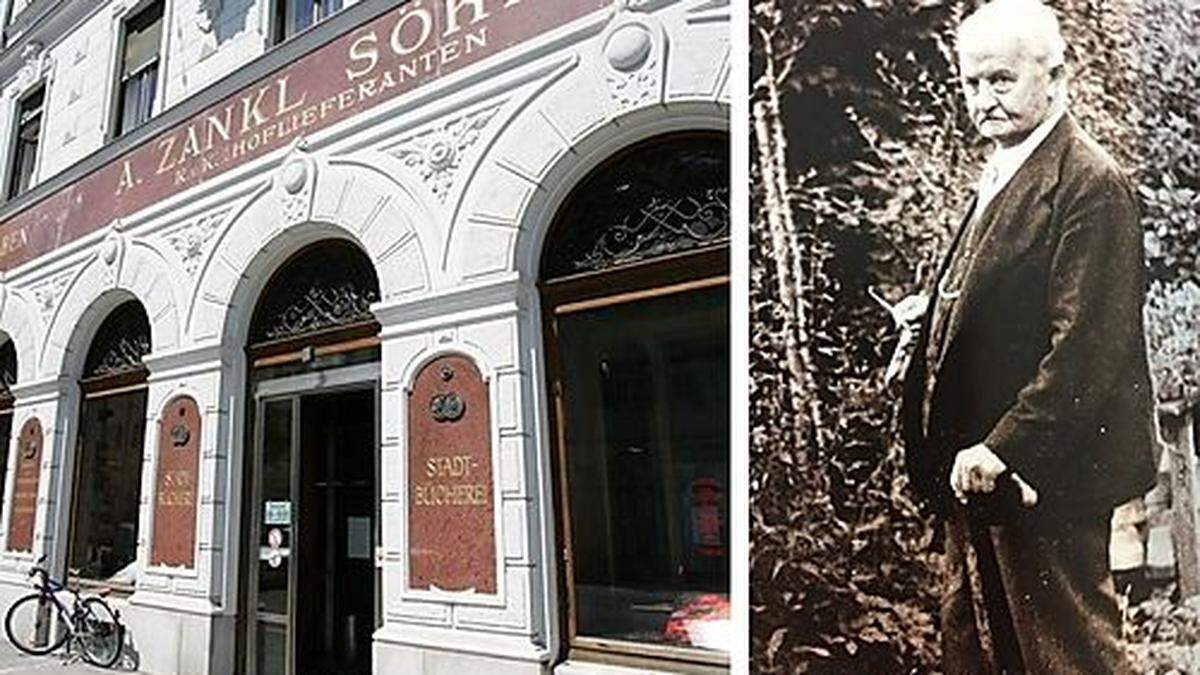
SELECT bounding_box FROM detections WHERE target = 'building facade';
[0,0,731,673]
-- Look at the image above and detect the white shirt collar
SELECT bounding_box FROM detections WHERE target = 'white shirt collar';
[976,105,1066,211]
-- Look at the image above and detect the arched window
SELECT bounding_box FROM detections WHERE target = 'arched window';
[540,133,730,667]
[69,300,151,589]
[247,240,381,374]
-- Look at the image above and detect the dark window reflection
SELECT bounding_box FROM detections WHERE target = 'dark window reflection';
[558,285,729,651]
[69,390,147,584]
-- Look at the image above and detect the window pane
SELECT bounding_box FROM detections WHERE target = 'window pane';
[256,621,287,675]
[258,399,293,617]
[69,390,147,584]
[117,65,157,137]
[122,2,163,76]
[280,0,343,42]
[558,285,730,652]
[115,1,161,137]
[8,87,43,199]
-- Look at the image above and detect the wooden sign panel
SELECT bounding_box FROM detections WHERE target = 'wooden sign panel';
[7,418,42,552]
[151,396,201,568]
[408,355,495,594]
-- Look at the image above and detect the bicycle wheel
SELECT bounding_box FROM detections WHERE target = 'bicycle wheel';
[4,593,68,655]
[76,597,123,668]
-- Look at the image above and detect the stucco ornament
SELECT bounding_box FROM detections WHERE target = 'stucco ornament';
[390,103,503,203]
[14,42,53,95]
[606,24,653,72]
[276,139,316,225]
[601,20,664,108]
[165,208,231,278]
[98,223,127,289]
[31,271,73,321]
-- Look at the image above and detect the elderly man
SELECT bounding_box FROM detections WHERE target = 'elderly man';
[897,0,1157,671]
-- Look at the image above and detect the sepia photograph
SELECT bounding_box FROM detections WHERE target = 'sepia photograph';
[751,0,1198,672]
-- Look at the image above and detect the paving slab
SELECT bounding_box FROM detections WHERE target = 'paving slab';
[0,635,144,674]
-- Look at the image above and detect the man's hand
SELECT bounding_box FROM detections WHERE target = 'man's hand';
[879,292,930,387]
[950,443,1008,503]
[890,293,930,328]
[950,443,1039,507]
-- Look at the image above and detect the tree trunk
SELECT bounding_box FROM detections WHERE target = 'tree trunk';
[751,13,818,445]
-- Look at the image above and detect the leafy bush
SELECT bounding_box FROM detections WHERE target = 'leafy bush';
[1125,588,1200,674]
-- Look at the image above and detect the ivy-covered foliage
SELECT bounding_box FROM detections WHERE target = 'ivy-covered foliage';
[751,0,1199,672]
[1125,587,1200,674]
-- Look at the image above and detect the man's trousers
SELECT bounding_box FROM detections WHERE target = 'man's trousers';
[941,507,1132,674]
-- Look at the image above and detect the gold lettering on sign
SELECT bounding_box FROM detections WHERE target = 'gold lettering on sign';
[99,0,556,200]
[157,469,195,507]
[0,226,28,257]
[116,160,138,196]
[412,453,488,507]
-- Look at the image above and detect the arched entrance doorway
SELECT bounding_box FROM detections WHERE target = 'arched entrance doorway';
[239,239,381,675]
[539,133,731,669]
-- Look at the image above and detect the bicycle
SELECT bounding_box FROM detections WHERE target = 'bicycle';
[4,555,124,668]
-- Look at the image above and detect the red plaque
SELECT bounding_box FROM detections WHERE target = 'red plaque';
[408,355,495,594]
[151,396,201,568]
[7,418,42,552]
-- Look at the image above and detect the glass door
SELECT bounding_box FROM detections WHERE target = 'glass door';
[251,397,296,675]
[246,385,378,675]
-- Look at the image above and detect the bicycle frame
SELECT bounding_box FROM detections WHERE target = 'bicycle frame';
[26,567,92,643]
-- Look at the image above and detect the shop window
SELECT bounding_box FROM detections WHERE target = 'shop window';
[68,300,151,590]
[7,85,43,200]
[0,340,16,520]
[273,0,343,44]
[540,134,730,666]
[113,0,163,138]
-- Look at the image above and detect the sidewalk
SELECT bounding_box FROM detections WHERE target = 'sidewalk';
[0,636,144,674]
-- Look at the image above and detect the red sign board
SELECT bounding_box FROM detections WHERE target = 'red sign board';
[7,418,42,552]
[151,396,201,568]
[408,354,495,594]
[0,0,609,270]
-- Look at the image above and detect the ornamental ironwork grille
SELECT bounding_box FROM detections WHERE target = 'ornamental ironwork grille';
[540,134,729,281]
[83,300,151,379]
[248,240,381,346]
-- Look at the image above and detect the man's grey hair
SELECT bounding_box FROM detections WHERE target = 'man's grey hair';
[957,0,1067,68]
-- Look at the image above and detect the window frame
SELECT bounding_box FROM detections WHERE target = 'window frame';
[66,300,152,595]
[270,0,343,46]
[540,245,731,671]
[5,81,45,201]
[108,0,167,140]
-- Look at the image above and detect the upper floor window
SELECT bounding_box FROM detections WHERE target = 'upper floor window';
[274,0,342,44]
[114,0,163,137]
[7,85,43,200]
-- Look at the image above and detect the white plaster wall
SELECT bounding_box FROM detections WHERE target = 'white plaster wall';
[161,0,265,109]
[34,7,117,178]
[0,1,731,672]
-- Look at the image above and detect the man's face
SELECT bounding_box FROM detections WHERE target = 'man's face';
[958,34,1059,148]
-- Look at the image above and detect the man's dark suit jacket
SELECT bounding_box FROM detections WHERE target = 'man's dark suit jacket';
[901,115,1157,521]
